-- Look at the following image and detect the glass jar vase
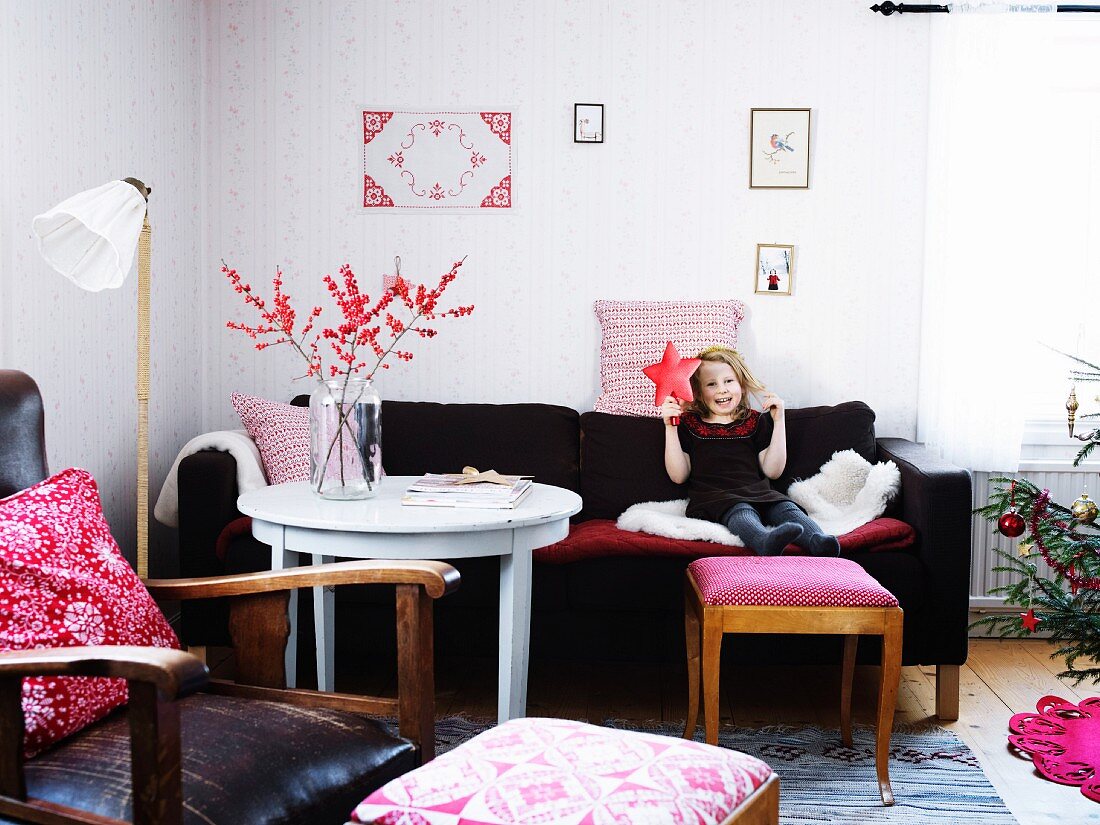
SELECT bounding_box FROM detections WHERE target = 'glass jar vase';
[309,377,382,500]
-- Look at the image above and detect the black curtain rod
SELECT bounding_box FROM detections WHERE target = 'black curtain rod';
[871,2,1100,14]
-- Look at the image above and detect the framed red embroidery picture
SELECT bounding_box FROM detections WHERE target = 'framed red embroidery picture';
[574,103,604,144]
[362,109,513,210]
[755,244,794,296]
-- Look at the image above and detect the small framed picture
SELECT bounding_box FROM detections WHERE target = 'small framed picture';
[755,244,795,296]
[574,103,604,143]
[750,108,811,189]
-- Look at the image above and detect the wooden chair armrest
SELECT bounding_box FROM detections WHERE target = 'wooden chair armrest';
[0,647,208,698]
[144,559,460,601]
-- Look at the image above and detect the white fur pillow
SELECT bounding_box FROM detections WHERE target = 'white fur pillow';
[786,450,900,536]
[616,449,899,545]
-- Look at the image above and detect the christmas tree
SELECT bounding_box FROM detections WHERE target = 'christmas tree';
[975,478,1100,685]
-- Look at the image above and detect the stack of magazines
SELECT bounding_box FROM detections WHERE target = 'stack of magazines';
[402,473,534,508]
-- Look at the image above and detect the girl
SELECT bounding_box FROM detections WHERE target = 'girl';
[661,346,840,557]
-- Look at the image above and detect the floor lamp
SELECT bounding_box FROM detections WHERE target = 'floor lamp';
[32,178,153,579]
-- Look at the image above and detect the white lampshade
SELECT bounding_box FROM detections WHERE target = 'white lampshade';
[32,180,147,292]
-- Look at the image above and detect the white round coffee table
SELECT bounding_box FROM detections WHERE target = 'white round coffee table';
[238,476,582,723]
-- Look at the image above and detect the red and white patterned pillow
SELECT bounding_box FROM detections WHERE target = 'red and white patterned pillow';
[594,299,746,417]
[0,468,180,756]
[688,556,899,608]
[351,716,773,824]
[231,392,310,484]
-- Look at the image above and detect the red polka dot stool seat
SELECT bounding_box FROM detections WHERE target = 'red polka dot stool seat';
[684,556,903,806]
[349,716,779,825]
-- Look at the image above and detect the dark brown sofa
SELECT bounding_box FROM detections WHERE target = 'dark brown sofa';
[177,399,972,718]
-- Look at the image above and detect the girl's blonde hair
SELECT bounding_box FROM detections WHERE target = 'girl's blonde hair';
[689,346,765,422]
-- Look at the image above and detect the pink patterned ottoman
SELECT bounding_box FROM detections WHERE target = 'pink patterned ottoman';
[348,716,778,825]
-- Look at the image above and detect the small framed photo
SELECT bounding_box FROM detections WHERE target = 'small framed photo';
[755,244,795,296]
[750,108,811,189]
[574,103,604,143]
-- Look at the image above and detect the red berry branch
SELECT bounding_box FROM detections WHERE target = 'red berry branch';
[224,256,473,383]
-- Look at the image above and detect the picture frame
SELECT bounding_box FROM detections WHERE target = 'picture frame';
[749,108,811,189]
[574,103,604,143]
[755,244,795,296]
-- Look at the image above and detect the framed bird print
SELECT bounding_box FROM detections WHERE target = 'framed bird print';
[750,108,811,189]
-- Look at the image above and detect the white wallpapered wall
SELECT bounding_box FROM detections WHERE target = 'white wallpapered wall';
[0,1,929,572]
[202,0,930,436]
[0,2,204,573]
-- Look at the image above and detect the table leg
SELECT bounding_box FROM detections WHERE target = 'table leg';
[498,546,533,723]
[311,553,335,692]
[269,526,297,689]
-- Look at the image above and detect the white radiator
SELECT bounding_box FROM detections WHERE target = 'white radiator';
[970,469,1079,609]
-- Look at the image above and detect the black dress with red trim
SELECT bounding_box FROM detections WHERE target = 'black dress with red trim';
[677,410,789,523]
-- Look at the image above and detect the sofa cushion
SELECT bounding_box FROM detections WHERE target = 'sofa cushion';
[579,412,684,520]
[536,517,915,564]
[777,401,877,492]
[0,468,180,756]
[593,299,745,417]
[230,392,310,484]
[20,693,416,825]
[381,401,581,492]
[778,404,880,495]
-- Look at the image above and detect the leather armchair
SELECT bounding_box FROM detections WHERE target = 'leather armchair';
[0,370,458,825]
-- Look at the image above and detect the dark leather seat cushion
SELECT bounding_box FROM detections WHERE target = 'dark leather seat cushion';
[9,694,416,825]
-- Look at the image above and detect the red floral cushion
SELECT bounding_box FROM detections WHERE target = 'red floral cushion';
[594,299,745,417]
[0,468,180,756]
[534,517,916,564]
[231,392,310,484]
[350,716,773,824]
[688,556,899,607]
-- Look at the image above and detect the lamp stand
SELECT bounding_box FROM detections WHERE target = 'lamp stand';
[137,214,151,579]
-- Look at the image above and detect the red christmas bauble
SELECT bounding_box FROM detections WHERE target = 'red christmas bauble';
[998,510,1026,538]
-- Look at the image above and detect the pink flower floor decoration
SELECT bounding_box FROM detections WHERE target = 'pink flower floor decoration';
[1008,694,1100,803]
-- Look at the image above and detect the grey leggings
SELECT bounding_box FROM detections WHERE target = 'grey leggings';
[721,500,839,557]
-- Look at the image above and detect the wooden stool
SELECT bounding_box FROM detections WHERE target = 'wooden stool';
[684,556,903,806]
[351,716,779,824]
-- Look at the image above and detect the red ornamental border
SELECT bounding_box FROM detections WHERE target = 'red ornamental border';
[363,110,512,209]
[1028,490,1100,592]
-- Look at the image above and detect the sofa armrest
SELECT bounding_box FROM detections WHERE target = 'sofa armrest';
[178,450,243,579]
[875,437,972,664]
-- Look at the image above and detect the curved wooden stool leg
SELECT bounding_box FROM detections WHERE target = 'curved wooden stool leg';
[840,634,857,749]
[876,610,904,806]
[701,611,723,746]
[684,577,702,740]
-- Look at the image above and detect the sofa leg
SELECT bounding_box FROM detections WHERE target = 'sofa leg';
[935,664,960,721]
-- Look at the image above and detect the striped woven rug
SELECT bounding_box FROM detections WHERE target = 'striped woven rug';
[426,717,1016,825]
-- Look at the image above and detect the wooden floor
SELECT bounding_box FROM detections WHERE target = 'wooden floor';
[213,638,1098,824]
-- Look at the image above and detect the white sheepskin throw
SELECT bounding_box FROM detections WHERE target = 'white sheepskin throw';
[616,450,900,545]
[616,499,745,546]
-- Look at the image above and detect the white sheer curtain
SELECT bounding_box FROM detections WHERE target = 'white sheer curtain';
[918,14,1100,471]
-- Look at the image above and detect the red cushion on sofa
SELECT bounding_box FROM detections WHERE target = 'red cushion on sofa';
[837,517,917,553]
[534,517,916,564]
[0,468,180,756]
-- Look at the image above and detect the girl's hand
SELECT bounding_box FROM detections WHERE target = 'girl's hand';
[759,391,785,419]
[660,395,687,426]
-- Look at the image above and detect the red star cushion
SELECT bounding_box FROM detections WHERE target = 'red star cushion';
[642,341,701,408]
